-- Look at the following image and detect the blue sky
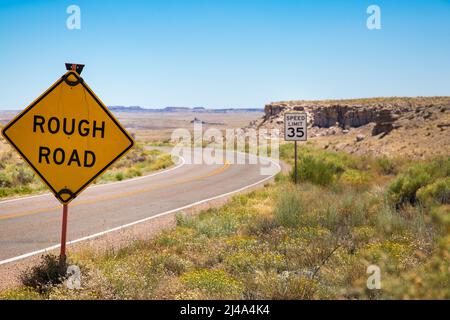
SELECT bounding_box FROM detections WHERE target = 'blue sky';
[0,0,449,109]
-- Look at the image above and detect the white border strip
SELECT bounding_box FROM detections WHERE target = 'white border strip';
[0,154,280,266]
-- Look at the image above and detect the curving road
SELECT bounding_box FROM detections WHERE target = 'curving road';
[0,148,280,264]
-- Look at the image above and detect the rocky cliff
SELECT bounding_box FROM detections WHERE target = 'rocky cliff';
[250,97,450,137]
[246,97,450,158]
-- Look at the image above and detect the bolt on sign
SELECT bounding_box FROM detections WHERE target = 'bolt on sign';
[284,112,308,141]
[1,70,134,204]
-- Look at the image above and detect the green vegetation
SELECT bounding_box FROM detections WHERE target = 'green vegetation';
[2,143,449,299]
[94,144,173,184]
[0,151,46,198]
[388,158,449,207]
[19,255,66,294]
[0,142,173,199]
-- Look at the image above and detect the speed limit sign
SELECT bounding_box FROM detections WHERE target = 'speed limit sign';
[284,112,307,141]
[284,112,307,184]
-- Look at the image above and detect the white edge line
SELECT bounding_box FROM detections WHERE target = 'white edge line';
[0,155,185,205]
[0,153,280,266]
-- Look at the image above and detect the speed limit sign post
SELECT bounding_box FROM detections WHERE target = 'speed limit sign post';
[284,112,307,184]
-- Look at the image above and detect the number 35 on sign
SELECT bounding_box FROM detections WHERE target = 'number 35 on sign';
[284,112,307,141]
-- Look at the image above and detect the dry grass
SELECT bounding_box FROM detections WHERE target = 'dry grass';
[114,111,264,143]
[3,144,448,300]
[0,138,173,199]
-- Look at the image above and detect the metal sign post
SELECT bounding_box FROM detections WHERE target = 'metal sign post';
[60,204,69,267]
[58,63,82,268]
[284,112,308,184]
[294,140,298,184]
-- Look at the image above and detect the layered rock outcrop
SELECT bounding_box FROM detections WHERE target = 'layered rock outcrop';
[259,103,392,136]
[248,97,450,138]
[372,109,399,135]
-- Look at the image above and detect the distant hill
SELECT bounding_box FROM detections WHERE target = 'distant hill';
[108,106,147,112]
[108,106,263,113]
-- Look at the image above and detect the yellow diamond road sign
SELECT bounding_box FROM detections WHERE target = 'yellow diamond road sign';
[1,71,134,204]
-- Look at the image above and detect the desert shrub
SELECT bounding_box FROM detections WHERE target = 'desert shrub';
[149,253,193,276]
[361,240,417,273]
[417,178,450,207]
[291,154,345,186]
[245,270,317,299]
[274,172,290,183]
[375,204,409,236]
[0,143,172,198]
[0,150,13,169]
[98,258,158,299]
[388,157,450,206]
[388,164,433,206]
[224,236,260,251]
[373,198,431,240]
[112,143,145,168]
[12,165,35,185]
[351,226,377,244]
[94,146,172,184]
[272,182,378,235]
[148,154,172,170]
[0,287,41,300]
[282,143,382,187]
[0,185,34,198]
[0,171,13,188]
[340,169,371,190]
[245,213,277,235]
[195,213,238,238]
[180,269,243,299]
[0,162,43,198]
[381,234,450,299]
[20,254,66,294]
[274,188,303,228]
[126,168,142,178]
[431,205,450,234]
[375,157,397,175]
[175,213,195,228]
[224,251,285,274]
[183,195,259,238]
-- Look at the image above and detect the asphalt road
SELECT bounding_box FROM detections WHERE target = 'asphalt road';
[0,148,280,263]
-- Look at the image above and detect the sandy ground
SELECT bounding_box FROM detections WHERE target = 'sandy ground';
[117,111,263,142]
[0,110,263,143]
[309,114,450,159]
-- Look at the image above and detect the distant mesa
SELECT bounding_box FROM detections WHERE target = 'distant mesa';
[108,106,263,113]
[163,106,191,112]
[108,106,146,112]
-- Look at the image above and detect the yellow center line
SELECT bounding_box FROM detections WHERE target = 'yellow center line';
[0,162,230,221]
